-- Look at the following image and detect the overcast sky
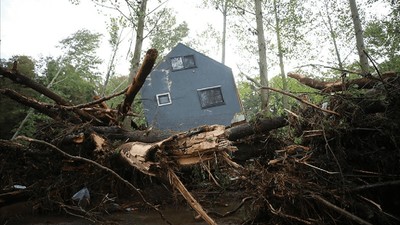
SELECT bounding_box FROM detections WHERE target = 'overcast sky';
[0,0,223,75]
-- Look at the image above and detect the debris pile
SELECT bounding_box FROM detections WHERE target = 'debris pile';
[1,50,400,224]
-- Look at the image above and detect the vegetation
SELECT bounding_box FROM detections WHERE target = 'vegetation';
[1,0,400,224]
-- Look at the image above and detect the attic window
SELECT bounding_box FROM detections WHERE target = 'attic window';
[171,55,196,71]
[156,93,172,106]
[197,86,225,109]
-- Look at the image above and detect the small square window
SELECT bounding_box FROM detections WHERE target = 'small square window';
[197,86,225,109]
[171,55,196,71]
[156,93,172,106]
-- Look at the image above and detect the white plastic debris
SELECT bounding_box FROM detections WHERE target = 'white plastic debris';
[12,184,27,189]
[72,187,90,205]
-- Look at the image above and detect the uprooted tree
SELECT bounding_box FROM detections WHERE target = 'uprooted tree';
[1,49,400,225]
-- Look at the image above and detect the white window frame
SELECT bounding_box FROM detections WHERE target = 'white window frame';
[156,92,172,106]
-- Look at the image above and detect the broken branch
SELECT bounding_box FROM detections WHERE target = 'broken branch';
[119,49,158,115]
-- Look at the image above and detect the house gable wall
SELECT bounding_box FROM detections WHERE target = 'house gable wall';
[141,43,241,131]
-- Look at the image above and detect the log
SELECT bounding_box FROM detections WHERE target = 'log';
[119,49,158,115]
[288,72,398,92]
[225,116,288,141]
[93,116,289,143]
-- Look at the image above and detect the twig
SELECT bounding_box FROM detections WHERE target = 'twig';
[312,195,373,225]
[207,197,253,218]
[298,161,339,175]
[266,199,313,224]
[295,63,363,76]
[261,86,340,116]
[64,87,128,109]
[322,129,344,182]
[15,136,172,225]
[350,180,400,192]
[363,50,389,93]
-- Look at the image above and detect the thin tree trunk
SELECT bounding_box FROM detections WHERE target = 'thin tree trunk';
[254,0,269,110]
[273,0,288,110]
[324,2,343,71]
[129,0,147,82]
[102,28,124,96]
[221,0,227,64]
[349,0,369,75]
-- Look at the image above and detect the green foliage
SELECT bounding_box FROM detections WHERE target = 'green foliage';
[103,75,147,127]
[147,8,189,58]
[237,79,261,121]
[364,15,400,72]
[236,73,326,121]
[269,75,324,116]
[0,56,39,139]
[58,29,103,84]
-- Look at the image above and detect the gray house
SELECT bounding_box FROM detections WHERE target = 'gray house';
[141,43,242,131]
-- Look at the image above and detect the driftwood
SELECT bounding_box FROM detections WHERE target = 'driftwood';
[288,72,398,92]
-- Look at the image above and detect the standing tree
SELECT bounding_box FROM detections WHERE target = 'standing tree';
[102,17,125,96]
[349,0,369,74]
[129,0,147,81]
[201,0,236,64]
[321,1,344,71]
[255,0,269,110]
[272,0,288,109]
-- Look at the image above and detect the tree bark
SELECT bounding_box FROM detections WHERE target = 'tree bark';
[119,49,158,115]
[129,0,148,82]
[324,1,344,71]
[221,0,228,64]
[93,116,289,143]
[255,0,269,110]
[349,0,369,75]
[273,0,288,109]
[288,72,397,92]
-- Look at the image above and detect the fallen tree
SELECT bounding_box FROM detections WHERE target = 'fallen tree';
[288,72,398,92]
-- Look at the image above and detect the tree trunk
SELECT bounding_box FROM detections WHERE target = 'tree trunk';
[102,28,124,96]
[129,0,147,82]
[349,0,369,75]
[324,2,343,71]
[221,0,228,64]
[273,0,288,110]
[254,0,269,111]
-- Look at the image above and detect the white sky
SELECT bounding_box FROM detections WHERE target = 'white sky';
[0,0,226,76]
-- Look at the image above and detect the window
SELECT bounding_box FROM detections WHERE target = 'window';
[171,55,196,71]
[156,93,172,106]
[197,86,225,109]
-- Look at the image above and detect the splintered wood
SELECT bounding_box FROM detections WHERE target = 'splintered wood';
[118,125,239,175]
[118,125,240,225]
